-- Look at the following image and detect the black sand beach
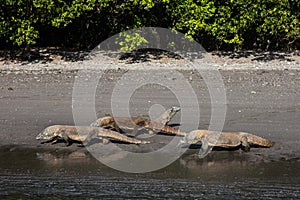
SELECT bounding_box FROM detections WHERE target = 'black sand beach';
[0,68,300,198]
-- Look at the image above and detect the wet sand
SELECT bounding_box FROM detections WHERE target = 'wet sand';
[1,145,300,199]
[1,69,300,198]
[1,69,299,159]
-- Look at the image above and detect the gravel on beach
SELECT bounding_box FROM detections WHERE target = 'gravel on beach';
[0,51,300,72]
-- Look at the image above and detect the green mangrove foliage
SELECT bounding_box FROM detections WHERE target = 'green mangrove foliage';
[0,0,299,50]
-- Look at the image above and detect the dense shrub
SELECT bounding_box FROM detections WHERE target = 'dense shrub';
[0,0,299,51]
[169,0,300,50]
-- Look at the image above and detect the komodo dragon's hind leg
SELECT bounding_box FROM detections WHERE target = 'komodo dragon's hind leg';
[107,120,122,133]
[131,126,139,137]
[93,116,123,133]
[131,120,147,137]
[134,127,155,138]
[84,129,110,146]
[59,130,73,146]
[102,117,123,133]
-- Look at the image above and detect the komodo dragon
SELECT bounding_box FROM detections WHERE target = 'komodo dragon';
[183,130,274,157]
[36,125,150,146]
[90,106,186,136]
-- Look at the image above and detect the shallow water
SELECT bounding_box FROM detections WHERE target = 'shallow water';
[1,175,300,199]
[1,146,299,199]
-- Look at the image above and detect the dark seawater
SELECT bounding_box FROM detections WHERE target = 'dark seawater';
[1,146,300,199]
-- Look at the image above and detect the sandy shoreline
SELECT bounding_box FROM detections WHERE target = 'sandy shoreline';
[0,66,299,163]
[1,51,300,71]
[0,52,299,198]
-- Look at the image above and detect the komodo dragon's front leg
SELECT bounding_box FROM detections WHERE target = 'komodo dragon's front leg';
[198,135,213,158]
[241,136,250,152]
[84,129,110,146]
[41,136,60,145]
[59,130,74,146]
[44,130,76,146]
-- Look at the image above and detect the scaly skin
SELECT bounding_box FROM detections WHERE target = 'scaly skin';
[90,106,186,136]
[185,130,274,153]
[36,125,150,146]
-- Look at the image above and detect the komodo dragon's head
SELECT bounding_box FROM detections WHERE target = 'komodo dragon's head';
[171,106,181,112]
[36,125,62,140]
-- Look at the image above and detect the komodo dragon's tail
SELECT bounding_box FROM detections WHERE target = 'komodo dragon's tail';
[242,132,274,147]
